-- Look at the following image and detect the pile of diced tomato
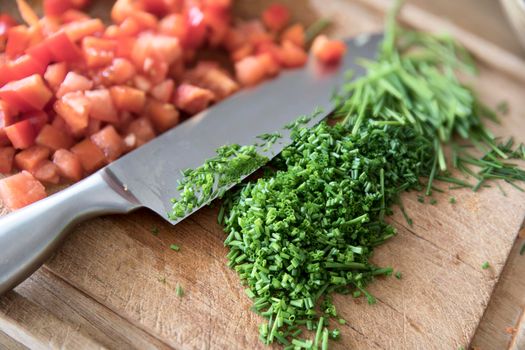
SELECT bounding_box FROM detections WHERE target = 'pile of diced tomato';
[0,0,346,211]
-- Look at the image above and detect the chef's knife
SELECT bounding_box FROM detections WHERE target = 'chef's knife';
[0,33,382,294]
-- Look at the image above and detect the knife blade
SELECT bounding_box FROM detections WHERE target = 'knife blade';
[0,33,381,294]
[108,33,383,222]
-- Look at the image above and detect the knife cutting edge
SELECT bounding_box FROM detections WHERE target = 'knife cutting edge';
[0,33,382,295]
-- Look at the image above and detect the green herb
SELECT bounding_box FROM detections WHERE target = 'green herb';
[429,198,437,205]
[170,244,180,251]
[395,271,402,279]
[158,276,167,284]
[496,101,509,115]
[520,242,525,256]
[338,319,346,325]
[176,284,184,297]
[449,197,456,204]
[305,18,332,44]
[151,226,159,236]
[481,261,490,270]
[417,195,424,203]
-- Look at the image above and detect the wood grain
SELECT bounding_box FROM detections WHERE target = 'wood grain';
[1,1,525,349]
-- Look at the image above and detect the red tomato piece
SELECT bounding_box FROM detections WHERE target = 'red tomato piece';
[85,89,118,123]
[33,160,60,184]
[151,79,174,103]
[0,171,46,210]
[311,35,347,65]
[4,54,48,83]
[4,120,36,149]
[26,41,53,66]
[0,14,17,38]
[61,9,91,23]
[53,148,83,181]
[44,0,75,17]
[234,55,268,87]
[54,91,90,135]
[109,85,145,113]
[36,124,74,151]
[257,52,280,77]
[231,44,253,62]
[82,36,116,68]
[64,18,105,42]
[86,118,101,136]
[56,71,93,98]
[0,147,15,173]
[281,24,305,48]
[183,63,239,99]
[125,117,155,145]
[6,26,31,59]
[0,100,18,128]
[145,98,180,132]
[262,4,290,32]
[0,74,53,113]
[159,14,187,40]
[118,17,140,37]
[23,111,49,135]
[132,33,182,70]
[184,6,206,49]
[90,125,125,162]
[101,58,136,85]
[46,31,83,64]
[279,40,308,68]
[44,62,67,91]
[115,37,136,59]
[174,84,215,115]
[14,145,50,172]
[70,138,106,173]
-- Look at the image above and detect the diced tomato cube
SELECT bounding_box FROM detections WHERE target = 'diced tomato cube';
[61,9,91,23]
[159,14,187,40]
[14,145,50,172]
[54,91,90,135]
[257,53,280,77]
[0,129,9,147]
[86,118,101,136]
[46,31,83,64]
[64,18,105,42]
[126,117,156,145]
[139,0,182,16]
[281,24,305,48]
[151,79,174,103]
[133,75,152,92]
[90,125,125,162]
[44,62,67,91]
[231,44,253,62]
[234,55,267,87]
[53,149,83,181]
[174,83,215,115]
[4,119,37,149]
[279,40,308,68]
[82,36,116,68]
[0,171,46,210]
[101,58,136,85]
[111,0,134,24]
[85,89,119,123]
[44,0,75,17]
[184,6,206,49]
[56,71,93,98]
[311,35,347,65]
[23,111,49,135]
[109,85,145,113]
[0,147,15,173]
[71,138,106,173]
[145,99,180,132]
[6,26,31,59]
[0,14,17,38]
[4,55,48,83]
[33,160,60,184]
[132,33,181,72]
[262,4,290,32]
[183,64,239,99]
[36,124,74,151]
[26,41,53,66]
[115,37,136,58]
[0,100,18,128]
[0,74,53,112]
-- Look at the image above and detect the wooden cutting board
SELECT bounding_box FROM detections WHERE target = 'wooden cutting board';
[1,0,525,349]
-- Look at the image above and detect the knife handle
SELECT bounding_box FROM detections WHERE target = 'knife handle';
[0,171,140,295]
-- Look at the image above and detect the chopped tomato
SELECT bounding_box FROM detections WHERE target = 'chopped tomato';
[118,17,141,37]
[0,171,46,210]
[0,14,18,38]
[23,111,49,135]
[64,18,105,42]
[234,55,267,87]
[184,5,206,49]
[85,89,119,123]
[33,160,60,184]
[2,54,48,84]
[46,31,84,64]
[115,37,136,58]
[151,79,174,103]
[0,74,52,112]
[126,117,156,145]
[159,14,187,40]
[86,118,101,136]
[14,145,50,172]
[56,71,93,98]
[109,85,146,113]
[132,33,181,75]
[262,4,290,32]
[174,83,215,114]
[183,63,239,99]
[54,91,90,135]
[145,98,180,132]
[0,147,15,173]
[6,25,31,59]
[36,124,74,151]
[44,62,67,91]
[61,9,91,23]
[71,138,106,173]
[257,53,280,77]
[0,100,18,128]
[279,40,308,68]
[311,35,347,65]
[5,119,36,149]
[90,125,125,162]
[43,0,91,17]
[53,148,83,181]
[100,58,136,85]
[82,36,116,68]
[281,24,305,48]
[231,44,253,62]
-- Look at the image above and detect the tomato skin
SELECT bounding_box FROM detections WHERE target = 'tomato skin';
[53,148,83,181]
[262,4,290,32]
[90,125,125,162]
[0,147,15,173]
[311,35,347,65]
[70,138,106,173]
[36,124,74,151]
[0,170,46,210]
[281,24,305,48]
[46,31,84,64]
[14,145,50,172]
[5,120,37,149]
[184,6,206,49]
[0,74,53,113]
[6,25,31,59]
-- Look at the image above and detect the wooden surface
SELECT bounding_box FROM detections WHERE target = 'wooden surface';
[1,1,525,349]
